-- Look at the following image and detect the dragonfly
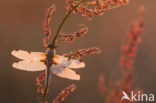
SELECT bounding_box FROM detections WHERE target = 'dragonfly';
[11,45,85,85]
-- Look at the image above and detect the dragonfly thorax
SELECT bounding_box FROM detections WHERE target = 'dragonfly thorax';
[46,49,55,66]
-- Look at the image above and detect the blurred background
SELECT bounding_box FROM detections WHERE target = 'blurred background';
[0,0,156,103]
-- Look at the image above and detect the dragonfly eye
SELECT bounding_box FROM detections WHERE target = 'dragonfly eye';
[47,43,55,49]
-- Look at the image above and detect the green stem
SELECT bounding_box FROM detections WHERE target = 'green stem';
[41,0,85,102]
[52,0,85,44]
[41,85,49,103]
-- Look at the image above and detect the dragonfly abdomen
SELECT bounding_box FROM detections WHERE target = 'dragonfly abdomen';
[45,49,55,86]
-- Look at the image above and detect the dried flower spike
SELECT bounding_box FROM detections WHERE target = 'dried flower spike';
[98,75,106,97]
[42,4,56,47]
[53,83,77,103]
[70,0,130,20]
[36,72,45,95]
[59,26,88,42]
[63,47,102,59]
[106,6,145,103]
[120,6,144,72]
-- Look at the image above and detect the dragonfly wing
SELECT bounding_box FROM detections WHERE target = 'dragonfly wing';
[51,65,80,80]
[53,55,68,63]
[53,55,85,69]
[65,59,85,69]
[12,61,46,71]
[11,50,45,61]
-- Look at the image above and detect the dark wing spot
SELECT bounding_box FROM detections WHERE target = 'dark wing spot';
[27,51,31,54]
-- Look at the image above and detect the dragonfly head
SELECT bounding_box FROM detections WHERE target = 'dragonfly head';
[47,43,56,50]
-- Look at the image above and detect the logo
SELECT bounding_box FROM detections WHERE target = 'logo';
[121,91,155,102]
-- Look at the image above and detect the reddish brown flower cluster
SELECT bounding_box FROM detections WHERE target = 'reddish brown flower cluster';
[65,0,72,11]
[65,0,129,20]
[36,72,46,95]
[112,0,129,5]
[53,84,77,103]
[37,0,131,102]
[36,72,52,96]
[63,47,101,59]
[120,6,144,73]
[98,75,106,97]
[59,26,88,42]
[98,6,145,103]
[42,5,56,47]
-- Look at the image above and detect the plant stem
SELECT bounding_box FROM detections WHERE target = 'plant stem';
[41,84,49,103]
[52,0,85,44]
[41,1,85,102]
